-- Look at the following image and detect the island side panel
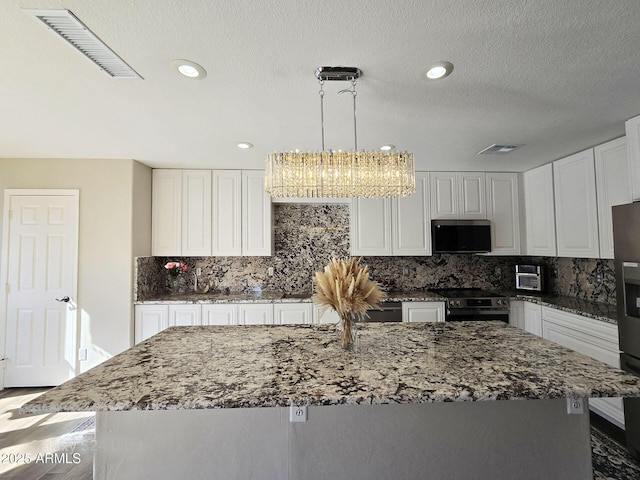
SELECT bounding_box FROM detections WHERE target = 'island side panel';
[94,408,289,480]
[94,399,591,480]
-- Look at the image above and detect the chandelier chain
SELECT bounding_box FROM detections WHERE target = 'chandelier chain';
[319,78,325,151]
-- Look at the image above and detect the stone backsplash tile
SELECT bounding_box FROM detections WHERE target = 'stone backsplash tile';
[135,204,616,303]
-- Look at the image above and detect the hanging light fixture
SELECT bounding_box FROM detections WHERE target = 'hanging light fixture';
[265,66,415,198]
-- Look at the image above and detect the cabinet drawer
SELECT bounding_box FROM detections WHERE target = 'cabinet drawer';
[541,307,619,367]
[541,307,618,346]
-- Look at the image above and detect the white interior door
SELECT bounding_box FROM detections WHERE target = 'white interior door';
[2,191,79,387]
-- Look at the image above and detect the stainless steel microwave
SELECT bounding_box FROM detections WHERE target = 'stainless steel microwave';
[431,219,491,254]
[515,265,544,291]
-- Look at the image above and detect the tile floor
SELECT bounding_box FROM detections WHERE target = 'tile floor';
[2,388,640,479]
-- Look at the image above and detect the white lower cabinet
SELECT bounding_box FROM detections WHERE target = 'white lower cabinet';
[168,304,202,327]
[523,302,542,336]
[134,305,169,344]
[274,303,313,325]
[402,302,445,323]
[509,301,525,330]
[313,305,340,325]
[202,304,238,326]
[541,306,624,428]
[238,304,274,325]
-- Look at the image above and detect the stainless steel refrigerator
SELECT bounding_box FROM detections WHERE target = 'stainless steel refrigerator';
[613,202,640,458]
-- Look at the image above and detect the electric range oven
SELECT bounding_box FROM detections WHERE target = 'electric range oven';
[429,288,510,322]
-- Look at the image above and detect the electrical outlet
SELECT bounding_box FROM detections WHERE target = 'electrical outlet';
[78,348,88,361]
[566,396,584,414]
[495,267,501,276]
[289,405,307,422]
[402,266,409,276]
[196,267,202,276]
[268,267,274,276]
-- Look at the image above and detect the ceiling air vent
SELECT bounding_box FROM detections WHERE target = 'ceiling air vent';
[25,9,142,79]
[477,144,523,155]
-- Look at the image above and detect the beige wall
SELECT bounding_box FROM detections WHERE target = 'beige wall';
[0,158,152,372]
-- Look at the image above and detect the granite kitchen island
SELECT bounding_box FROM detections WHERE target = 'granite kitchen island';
[22,322,640,480]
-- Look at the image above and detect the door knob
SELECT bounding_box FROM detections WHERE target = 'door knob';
[55,296,70,303]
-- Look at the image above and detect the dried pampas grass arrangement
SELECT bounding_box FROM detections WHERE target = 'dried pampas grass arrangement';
[312,257,385,349]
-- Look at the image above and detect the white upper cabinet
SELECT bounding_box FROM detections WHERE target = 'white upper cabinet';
[626,114,640,201]
[392,172,431,255]
[458,172,486,218]
[182,170,212,256]
[351,172,430,256]
[152,169,272,257]
[350,197,393,255]
[594,137,632,259]
[485,173,520,255]
[242,171,273,256]
[430,172,486,219]
[523,164,557,256]
[212,170,242,256]
[553,149,600,258]
[152,170,182,256]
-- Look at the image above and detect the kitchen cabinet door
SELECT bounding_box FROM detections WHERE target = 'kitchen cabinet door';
[202,304,238,326]
[168,305,202,327]
[485,173,520,255]
[458,172,486,219]
[541,306,623,427]
[212,170,242,256]
[553,149,600,258]
[242,170,273,256]
[274,303,313,325]
[238,304,274,325]
[626,114,640,201]
[430,172,485,219]
[182,170,212,256]
[392,172,431,256]
[509,301,525,330]
[523,164,556,256]
[594,137,632,259]
[350,197,393,256]
[430,173,458,219]
[134,305,169,344]
[402,302,445,322]
[152,170,182,256]
[313,305,340,325]
[523,302,542,336]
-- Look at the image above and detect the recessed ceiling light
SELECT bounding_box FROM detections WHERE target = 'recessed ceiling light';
[171,59,207,79]
[237,142,253,149]
[380,144,396,151]
[424,61,454,80]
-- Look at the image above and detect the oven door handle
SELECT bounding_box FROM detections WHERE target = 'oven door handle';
[448,309,510,316]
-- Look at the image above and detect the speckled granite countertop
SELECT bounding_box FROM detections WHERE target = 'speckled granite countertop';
[135,290,445,304]
[505,292,618,325]
[21,322,640,414]
[136,289,618,325]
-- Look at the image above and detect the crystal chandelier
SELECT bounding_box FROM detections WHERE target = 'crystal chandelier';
[265,66,415,198]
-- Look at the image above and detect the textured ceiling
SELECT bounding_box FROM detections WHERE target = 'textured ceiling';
[2,0,640,172]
